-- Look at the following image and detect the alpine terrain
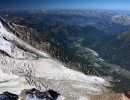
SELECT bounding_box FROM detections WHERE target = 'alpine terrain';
[0,14,130,100]
[0,16,109,100]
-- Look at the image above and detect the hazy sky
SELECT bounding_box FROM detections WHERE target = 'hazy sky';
[0,0,130,10]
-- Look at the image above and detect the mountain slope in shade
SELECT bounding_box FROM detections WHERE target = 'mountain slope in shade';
[0,17,109,100]
[96,31,130,70]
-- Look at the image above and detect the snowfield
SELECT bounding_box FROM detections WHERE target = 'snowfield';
[0,20,109,100]
[0,70,33,95]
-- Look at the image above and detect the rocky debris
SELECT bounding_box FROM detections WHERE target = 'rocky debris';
[0,91,18,100]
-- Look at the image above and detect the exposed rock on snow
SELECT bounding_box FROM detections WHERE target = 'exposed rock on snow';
[0,17,109,100]
[20,88,60,100]
[0,91,18,100]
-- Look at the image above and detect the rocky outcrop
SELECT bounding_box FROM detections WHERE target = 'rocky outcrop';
[0,92,18,100]
[20,88,60,100]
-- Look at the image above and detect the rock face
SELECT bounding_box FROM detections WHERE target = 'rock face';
[89,93,130,100]
[0,92,18,100]
[20,88,60,100]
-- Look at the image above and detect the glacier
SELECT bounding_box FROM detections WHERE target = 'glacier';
[0,19,109,100]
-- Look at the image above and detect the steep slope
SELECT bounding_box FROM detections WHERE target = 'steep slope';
[40,24,106,63]
[3,16,105,75]
[0,17,110,100]
[42,24,106,50]
[95,31,130,70]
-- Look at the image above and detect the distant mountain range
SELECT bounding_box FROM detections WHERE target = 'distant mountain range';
[2,10,130,35]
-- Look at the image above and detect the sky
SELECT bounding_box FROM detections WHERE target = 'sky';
[1,0,130,10]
